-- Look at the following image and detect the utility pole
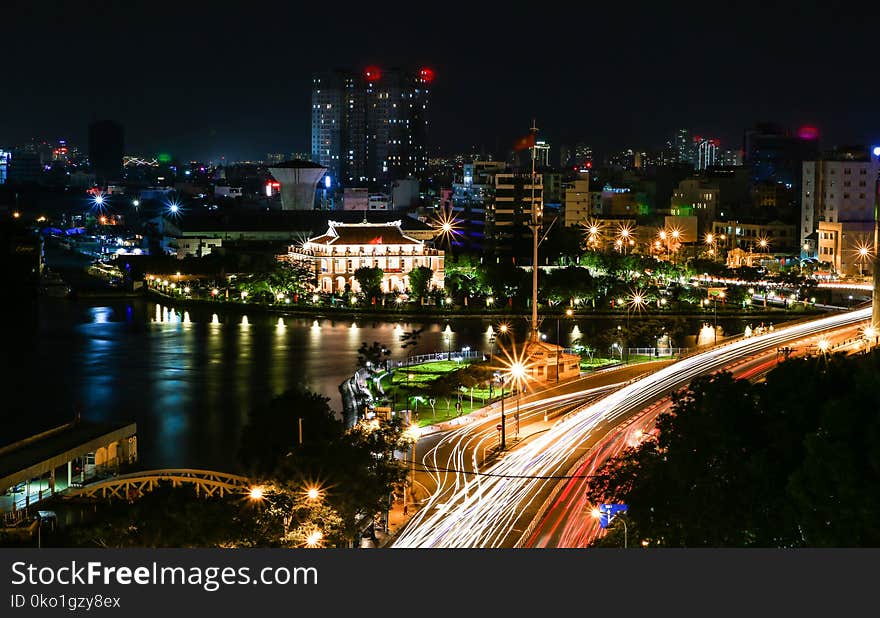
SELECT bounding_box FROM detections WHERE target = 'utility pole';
[873,149,880,330]
[529,119,541,344]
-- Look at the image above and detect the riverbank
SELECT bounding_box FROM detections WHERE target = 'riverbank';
[145,287,823,322]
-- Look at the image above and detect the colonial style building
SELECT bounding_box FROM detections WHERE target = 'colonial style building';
[288,220,444,294]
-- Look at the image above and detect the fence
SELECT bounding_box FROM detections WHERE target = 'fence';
[393,349,483,368]
[568,347,689,362]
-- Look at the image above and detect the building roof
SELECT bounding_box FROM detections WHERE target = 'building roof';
[309,221,421,246]
[0,421,137,490]
[268,159,326,170]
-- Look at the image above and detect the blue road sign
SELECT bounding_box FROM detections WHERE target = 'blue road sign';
[597,503,628,528]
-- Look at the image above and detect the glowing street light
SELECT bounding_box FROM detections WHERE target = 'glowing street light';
[248,486,264,501]
[583,218,605,250]
[304,530,324,548]
[854,242,872,277]
[305,487,321,501]
[432,207,461,247]
[817,337,830,354]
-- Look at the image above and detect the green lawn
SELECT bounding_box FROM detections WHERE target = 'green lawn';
[372,359,504,427]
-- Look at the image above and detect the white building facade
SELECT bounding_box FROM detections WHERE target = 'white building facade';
[288,220,444,294]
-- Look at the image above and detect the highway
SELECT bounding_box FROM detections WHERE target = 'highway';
[407,361,673,503]
[524,319,868,548]
[393,307,873,548]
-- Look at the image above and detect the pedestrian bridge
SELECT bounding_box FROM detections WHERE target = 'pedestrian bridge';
[63,469,252,501]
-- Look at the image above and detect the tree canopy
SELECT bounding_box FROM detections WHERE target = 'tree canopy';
[354,266,384,299]
[588,351,880,547]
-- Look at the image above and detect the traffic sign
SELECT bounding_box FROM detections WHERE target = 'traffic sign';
[496,424,503,431]
[597,503,628,528]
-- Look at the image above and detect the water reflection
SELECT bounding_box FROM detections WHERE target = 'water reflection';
[17,299,744,471]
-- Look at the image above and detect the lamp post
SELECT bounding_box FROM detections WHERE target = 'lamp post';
[402,424,420,515]
[494,373,507,450]
[556,308,574,382]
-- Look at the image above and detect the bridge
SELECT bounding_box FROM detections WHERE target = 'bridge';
[63,469,252,501]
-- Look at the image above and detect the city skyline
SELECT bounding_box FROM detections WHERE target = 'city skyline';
[4,1,880,162]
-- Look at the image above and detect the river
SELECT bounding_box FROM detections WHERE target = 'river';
[5,298,756,472]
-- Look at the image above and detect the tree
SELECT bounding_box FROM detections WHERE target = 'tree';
[587,352,880,547]
[408,266,434,301]
[354,266,384,300]
[399,327,424,362]
[57,484,284,548]
[239,386,343,478]
[356,341,391,372]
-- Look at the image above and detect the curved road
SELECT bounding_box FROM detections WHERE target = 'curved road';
[524,320,867,547]
[393,307,872,548]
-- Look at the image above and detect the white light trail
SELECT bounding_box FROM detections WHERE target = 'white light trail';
[394,308,872,548]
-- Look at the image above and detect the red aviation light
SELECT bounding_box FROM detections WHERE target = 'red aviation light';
[797,126,819,140]
[419,67,435,83]
[364,65,382,82]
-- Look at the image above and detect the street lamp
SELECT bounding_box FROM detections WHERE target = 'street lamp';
[705,232,717,259]
[555,307,575,382]
[494,372,508,450]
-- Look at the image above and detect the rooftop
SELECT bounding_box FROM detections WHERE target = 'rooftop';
[309,221,421,246]
[267,159,326,170]
[0,421,137,489]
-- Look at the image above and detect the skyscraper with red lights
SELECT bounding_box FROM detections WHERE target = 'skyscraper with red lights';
[311,67,432,189]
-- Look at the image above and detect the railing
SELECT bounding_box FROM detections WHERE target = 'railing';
[64,469,251,501]
[392,349,483,368]
[567,347,688,360]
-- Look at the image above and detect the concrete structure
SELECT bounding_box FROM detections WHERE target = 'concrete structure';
[175,236,222,259]
[801,157,879,261]
[288,220,444,294]
[489,172,543,256]
[712,219,797,253]
[563,178,591,227]
[670,177,720,234]
[214,185,243,198]
[343,187,370,210]
[816,221,874,276]
[391,177,419,208]
[268,160,327,210]
[0,421,137,516]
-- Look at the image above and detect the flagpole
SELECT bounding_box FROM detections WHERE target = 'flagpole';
[530,119,540,343]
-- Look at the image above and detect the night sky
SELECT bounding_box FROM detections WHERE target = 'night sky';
[4,0,879,161]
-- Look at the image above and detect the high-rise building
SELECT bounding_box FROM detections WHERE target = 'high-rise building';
[0,149,10,184]
[574,143,592,169]
[533,140,550,168]
[88,120,124,184]
[311,71,346,184]
[674,129,693,164]
[718,149,741,166]
[744,123,819,187]
[365,67,431,184]
[800,149,879,272]
[694,137,719,170]
[488,172,543,257]
[311,66,431,189]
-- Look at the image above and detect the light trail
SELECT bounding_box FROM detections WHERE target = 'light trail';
[525,321,864,547]
[394,307,872,548]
